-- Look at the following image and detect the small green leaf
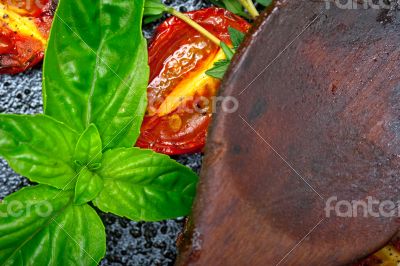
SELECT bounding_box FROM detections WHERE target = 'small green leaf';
[144,0,168,16]
[74,167,104,205]
[44,0,149,149]
[207,26,246,80]
[144,13,164,24]
[0,185,106,266]
[223,0,251,18]
[256,0,273,7]
[214,59,232,66]
[0,114,79,189]
[209,0,225,8]
[205,59,230,79]
[220,42,234,60]
[92,148,198,221]
[228,26,246,50]
[74,124,102,168]
[210,0,250,19]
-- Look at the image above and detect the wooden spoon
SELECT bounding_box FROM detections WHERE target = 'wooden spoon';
[177,0,400,265]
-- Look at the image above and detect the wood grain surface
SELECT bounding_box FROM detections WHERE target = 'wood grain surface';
[177,0,400,265]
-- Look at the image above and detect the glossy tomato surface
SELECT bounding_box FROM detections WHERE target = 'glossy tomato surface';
[136,7,250,155]
[0,0,53,74]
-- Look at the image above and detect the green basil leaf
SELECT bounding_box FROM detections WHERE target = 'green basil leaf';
[205,59,230,79]
[144,14,164,24]
[144,0,168,16]
[74,167,104,205]
[209,0,224,8]
[210,0,250,19]
[223,0,251,18]
[228,26,245,50]
[213,59,231,66]
[0,114,78,189]
[0,185,105,265]
[256,0,273,7]
[221,42,234,60]
[74,124,102,168]
[43,0,149,149]
[92,148,198,221]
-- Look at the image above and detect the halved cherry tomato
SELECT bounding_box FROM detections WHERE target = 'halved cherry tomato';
[353,241,400,266]
[0,0,53,74]
[136,7,250,155]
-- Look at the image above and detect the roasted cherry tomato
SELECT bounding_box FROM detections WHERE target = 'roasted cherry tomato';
[136,7,250,155]
[0,0,53,74]
[353,241,400,266]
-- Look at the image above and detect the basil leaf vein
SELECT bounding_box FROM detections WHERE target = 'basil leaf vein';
[0,185,106,266]
[74,167,104,205]
[74,124,102,168]
[0,114,79,189]
[92,148,198,221]
[44,0,149,149]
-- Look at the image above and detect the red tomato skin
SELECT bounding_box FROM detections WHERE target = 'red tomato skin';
[136,7,250,155]
[0,0,53,74]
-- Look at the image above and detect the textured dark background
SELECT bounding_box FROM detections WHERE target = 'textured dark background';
[0,0,210,265]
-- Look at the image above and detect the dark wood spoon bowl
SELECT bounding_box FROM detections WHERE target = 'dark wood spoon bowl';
[177,0,400,265]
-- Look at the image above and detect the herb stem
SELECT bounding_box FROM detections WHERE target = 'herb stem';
[167,8,221,46]
[237,0,259,19]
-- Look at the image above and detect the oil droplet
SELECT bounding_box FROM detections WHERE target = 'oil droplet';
[168,114,182,132]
